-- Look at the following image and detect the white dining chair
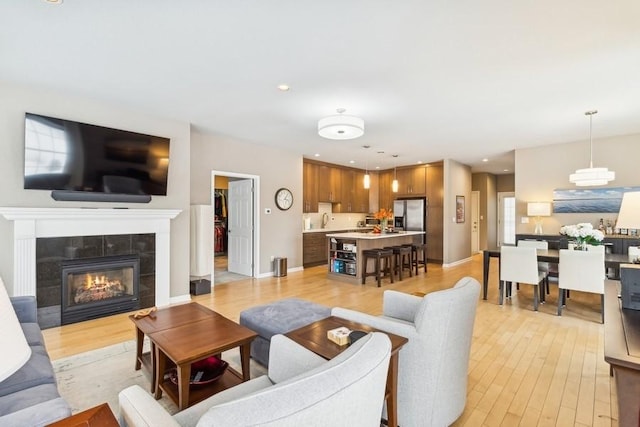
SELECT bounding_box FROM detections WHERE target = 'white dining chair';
[628,246,640,262]
[518,240,553,294]
[558,249,606,323]
[500,246,547,310]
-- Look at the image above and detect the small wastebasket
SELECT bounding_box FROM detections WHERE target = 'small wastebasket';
[273,257,287,277]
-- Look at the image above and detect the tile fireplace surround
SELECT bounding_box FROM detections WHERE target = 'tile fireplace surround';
[0,207,181,306]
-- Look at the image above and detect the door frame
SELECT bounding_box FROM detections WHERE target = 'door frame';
[471,191,480,253]
[210,170,260,284]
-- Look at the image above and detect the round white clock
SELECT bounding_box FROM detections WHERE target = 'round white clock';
[275,187,293,210]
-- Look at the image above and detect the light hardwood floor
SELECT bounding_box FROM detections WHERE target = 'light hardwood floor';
[42,253,618,426]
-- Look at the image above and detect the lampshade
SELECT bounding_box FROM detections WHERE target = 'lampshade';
[616,192,640,230]
[527,202,551,217]
[0,277,32,382]
[363,173,370,189]
[318,109,364,140]
[569,110,615,187]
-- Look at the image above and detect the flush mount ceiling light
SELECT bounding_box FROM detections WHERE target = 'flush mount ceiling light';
[569,110,615,186]
[318,108,364,140]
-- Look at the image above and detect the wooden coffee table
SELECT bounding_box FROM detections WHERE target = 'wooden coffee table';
[151,311,258,410]
[285,316,408,427]
[129,302,215,392]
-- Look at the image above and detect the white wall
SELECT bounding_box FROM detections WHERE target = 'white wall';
[190,131,303,274]
[0,81,191,297]
[443,159,472,265]
[516,133,640,234]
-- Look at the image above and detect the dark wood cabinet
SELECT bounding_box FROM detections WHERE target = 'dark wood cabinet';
[317,165,342,203]
[395,166,426,196]
[303,162,319,213]
[303,232,328,267]
[426,163,443,263]
[378,170,394,211]
[353,170,369,213]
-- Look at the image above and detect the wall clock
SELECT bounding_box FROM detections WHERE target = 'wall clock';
[275,187,293,210]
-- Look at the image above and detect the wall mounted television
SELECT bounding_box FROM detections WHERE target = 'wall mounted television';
[24,112,170,199]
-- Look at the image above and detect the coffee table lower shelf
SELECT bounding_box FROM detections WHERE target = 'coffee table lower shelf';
[158,367,244,408]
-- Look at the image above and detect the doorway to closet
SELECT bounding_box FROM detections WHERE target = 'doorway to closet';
[212,171,260,285]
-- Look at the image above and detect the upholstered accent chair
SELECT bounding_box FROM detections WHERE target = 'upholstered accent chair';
[119,332,391,427]
[331,276,480,427]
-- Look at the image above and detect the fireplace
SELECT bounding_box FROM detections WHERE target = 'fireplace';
[61,255,141,325]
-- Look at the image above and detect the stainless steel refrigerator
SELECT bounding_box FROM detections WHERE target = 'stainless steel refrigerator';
[393,198,427,242]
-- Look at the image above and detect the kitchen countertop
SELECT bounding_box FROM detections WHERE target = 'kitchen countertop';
[325,230,425,239]
[303,226,373,234]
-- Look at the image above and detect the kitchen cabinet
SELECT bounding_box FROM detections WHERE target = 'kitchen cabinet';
[426,163,444,263]
[378,170,394,211]
[303,162,319,213]
[336,169,369,213]
[395,166,426,196]
[303,232,328,267]
[317,164,341,203]
[353,170,370,213]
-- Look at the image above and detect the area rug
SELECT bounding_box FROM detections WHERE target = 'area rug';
[52,339,267,416]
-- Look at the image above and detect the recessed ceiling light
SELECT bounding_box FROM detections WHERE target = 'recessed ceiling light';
[417,161,423,164]
[277,84,290,91]
[375,166,380,169]
[377,151,385,154]
[44,0,63,4]
[503,169,510,172]
[314,153,320,157]
[349,160,355,164]
[482,158,489,162]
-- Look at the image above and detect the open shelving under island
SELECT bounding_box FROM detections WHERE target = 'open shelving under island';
[326,231,425,284]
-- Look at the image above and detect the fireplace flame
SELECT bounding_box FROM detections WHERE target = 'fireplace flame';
[74,273,126,304]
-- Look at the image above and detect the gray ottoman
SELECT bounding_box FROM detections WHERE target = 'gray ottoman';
[239,298,331,367]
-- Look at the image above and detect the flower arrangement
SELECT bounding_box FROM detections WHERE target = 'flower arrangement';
[373,208,393,220]
[559,223,604,248]
[372,208,393,233]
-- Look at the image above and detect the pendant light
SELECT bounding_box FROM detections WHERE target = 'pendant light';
[362,145,371,189]
[391,155,399,193]
[569,110,615,186]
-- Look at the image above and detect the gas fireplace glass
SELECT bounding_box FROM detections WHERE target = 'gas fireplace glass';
[61,255,140,324]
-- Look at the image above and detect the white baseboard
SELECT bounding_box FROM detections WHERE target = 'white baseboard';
[443,257,473,268]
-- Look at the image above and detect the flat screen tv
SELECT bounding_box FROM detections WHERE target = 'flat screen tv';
[24,112,170,197]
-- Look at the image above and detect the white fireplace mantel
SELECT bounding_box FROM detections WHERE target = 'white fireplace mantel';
[0,207,181,307]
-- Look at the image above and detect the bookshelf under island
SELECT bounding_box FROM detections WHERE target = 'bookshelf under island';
[326,231,425,284]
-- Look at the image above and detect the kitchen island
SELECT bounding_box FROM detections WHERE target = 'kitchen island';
[326,231,425,284]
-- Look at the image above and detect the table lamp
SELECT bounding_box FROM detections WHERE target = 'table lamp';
[0,277,32,382]
[615,191,640,310]
[527,202,551,235]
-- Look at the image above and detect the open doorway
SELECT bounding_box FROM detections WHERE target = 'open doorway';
[211,171,260,285]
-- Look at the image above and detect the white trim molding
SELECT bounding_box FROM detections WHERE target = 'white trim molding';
[0,207,181,307]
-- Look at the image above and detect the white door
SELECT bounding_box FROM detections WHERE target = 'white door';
[228,179,254,276]
[498,192,516,246]
[471,191,480,253]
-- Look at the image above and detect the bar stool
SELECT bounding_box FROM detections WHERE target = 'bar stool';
[361,248,394,287]
[386,245,413,281]
[403,243,428,275]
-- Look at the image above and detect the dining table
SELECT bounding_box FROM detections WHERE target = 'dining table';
[482,247,632,302]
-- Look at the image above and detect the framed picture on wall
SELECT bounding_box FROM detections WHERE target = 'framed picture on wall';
[456,195,465,223]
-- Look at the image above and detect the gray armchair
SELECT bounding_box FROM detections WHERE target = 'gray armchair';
[332,276,480,427]
[119,332,391,427]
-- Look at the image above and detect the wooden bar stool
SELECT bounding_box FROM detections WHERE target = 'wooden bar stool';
[386,245,413,281]
[361,248,394,287]
[404,243,428,275]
